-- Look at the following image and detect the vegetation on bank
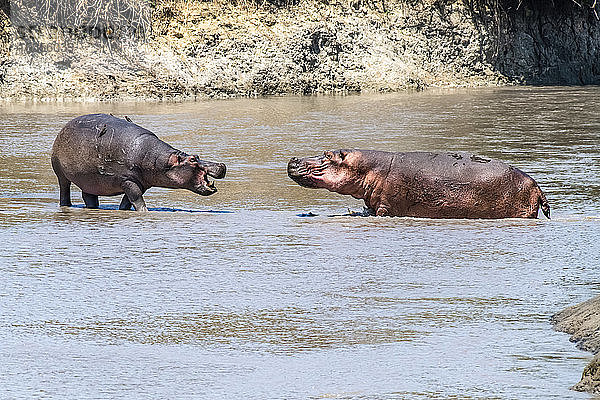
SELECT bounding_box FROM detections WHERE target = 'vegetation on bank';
[0,0,599,100]
[2,0,599,44]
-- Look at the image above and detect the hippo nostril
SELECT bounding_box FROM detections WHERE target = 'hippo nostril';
[288,157,300,169]
[210,164,226,179]
[217,163,226,178]
[288,159,303,177]
[205,163,227,179]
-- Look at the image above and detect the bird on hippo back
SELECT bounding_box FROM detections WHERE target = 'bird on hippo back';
[51,113,227,211]
[287,149,550,219]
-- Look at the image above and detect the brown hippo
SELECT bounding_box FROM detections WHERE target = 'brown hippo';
[51,113,226,211]
[287,149,550,219]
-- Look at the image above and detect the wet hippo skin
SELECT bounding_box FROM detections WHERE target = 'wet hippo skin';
[51,113,226,211]
[288,149,550,219]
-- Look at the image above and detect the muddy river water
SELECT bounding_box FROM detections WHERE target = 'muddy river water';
[1,87,599,399]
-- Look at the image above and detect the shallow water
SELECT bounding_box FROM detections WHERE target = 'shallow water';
[1,87,599,399]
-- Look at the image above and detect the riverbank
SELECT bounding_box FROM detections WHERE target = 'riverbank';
[1,0,599,101]
[553,296,600,394]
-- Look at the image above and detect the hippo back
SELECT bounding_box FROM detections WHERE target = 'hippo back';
[52,113,174,195]
[383,151,539,218]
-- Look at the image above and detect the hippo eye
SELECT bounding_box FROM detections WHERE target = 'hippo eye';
[324,151,334,160]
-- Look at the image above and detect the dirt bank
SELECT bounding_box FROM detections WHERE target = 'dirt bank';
[0,0,599,101]
[553,295,600,394]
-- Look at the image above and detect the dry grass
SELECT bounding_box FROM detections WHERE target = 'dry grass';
[8,0,152,40]
[3,0,598,44]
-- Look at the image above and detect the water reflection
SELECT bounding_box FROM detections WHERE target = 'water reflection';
[1,87,599,399]
[68,204,235,213]
[19,309,421,352]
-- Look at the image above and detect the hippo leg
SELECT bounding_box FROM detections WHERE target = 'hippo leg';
[51,156,72,207]
[57,176,72,207]
[376,206,390,217]
[119,195,132,211]
[121,180,147,212]
[82,192,99,209]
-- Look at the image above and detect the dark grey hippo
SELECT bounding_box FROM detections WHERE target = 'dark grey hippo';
[51,113,226,211]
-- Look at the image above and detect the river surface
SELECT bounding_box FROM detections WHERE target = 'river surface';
[1,87,599,399]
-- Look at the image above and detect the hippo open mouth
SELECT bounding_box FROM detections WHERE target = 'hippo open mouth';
[195,164,226,196]
[287,156,324,188]
[195,177,217,196]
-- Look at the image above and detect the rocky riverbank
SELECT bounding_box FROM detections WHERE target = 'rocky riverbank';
[553,295,600,394]
[0,0,599,101]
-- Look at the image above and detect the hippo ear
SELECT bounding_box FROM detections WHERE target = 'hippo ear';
[339,149,349,160]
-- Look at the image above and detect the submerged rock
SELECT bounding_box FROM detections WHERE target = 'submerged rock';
[572,354,600,393]
[553,295,600,393]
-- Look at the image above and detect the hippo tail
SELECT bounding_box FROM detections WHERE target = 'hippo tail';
[538,189,550,219]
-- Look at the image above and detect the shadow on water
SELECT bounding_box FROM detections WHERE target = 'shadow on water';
[297,208,372,217]
[296,209,559,222]
[69,204,234,214]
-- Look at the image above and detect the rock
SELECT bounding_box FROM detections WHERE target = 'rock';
[571,354,600,394]
[553,295,600,393]
[0,0,599,101]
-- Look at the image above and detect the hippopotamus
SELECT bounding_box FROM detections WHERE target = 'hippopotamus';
[287,149,550,219]
[51,113,226,211]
